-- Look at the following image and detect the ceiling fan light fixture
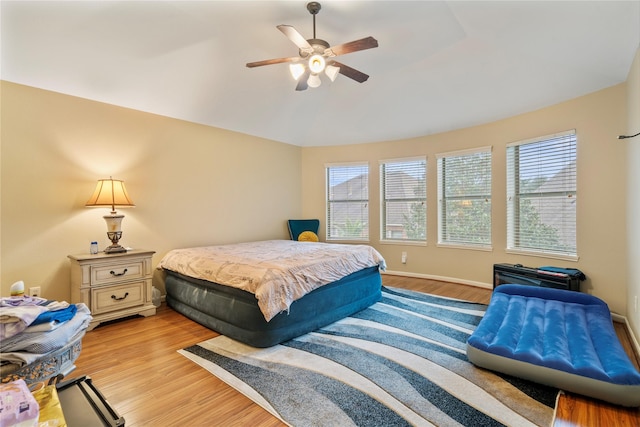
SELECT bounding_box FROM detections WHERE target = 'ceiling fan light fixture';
[307,73,322,88]
[308,54,326,74]
[325,64,339,82]
[246,2,378,91]
[289,63,306,80]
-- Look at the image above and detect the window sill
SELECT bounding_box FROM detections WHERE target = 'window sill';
[436,243,493,252]
[379,240,427,247]
[505,249,579,262]
[327,239,370,244]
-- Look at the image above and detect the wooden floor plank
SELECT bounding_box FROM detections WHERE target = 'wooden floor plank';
[71,275,640,426]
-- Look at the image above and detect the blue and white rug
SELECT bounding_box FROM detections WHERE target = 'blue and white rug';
[180,286,557,426]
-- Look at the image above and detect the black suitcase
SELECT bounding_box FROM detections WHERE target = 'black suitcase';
[493,263,582,291]
[56,376,125,427]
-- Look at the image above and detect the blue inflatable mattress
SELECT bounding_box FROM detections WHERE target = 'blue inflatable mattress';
[466,284,640,407]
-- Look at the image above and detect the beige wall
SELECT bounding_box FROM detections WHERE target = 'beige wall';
[1,64,637,341]
[302,83,629,316]
[0,81,302,301]
[627,47,640,340]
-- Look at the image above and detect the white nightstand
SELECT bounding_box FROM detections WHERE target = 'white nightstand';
[68,249,156,330]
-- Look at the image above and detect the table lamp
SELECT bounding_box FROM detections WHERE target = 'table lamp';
[85,177,135,253]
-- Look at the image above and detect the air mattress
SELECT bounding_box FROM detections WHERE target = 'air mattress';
[467,285,640,407]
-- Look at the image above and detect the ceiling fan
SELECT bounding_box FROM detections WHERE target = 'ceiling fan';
[246,2,378,91]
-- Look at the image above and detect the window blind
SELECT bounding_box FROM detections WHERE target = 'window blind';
[437,147,492,248]
[506,130,577,257]
[326,163,369,241]
[380,157,426,242]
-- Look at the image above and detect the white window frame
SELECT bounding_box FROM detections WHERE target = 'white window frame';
[506,130,578,260]
[379,157,427,244]
[436,146,492,250]
[325,162,369,242]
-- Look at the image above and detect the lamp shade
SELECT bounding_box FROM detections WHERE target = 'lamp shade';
[289,63,306,81]
[85,177,135,213]
[308,54,326,74]
[325,64,340,82]
[307,73,322,88]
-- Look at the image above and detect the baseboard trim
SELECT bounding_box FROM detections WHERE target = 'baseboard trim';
[382,270,493,290]
[611,313,640,365]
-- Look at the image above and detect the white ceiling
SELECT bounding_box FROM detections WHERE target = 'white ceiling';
[2,1,639,147]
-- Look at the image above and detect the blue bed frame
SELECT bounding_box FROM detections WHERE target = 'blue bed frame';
[165,266,382,347]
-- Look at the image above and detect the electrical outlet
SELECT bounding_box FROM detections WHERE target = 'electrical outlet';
[29,286,41,297]
[401,252,407,264]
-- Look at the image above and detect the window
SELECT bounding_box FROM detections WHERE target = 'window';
[437,147,492,248]
[507,131,577,258]
[326,163,369,241]
[380,157,426,242]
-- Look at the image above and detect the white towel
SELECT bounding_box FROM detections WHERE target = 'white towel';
[0,305,47,340]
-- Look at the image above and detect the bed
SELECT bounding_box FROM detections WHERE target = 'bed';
[159,240,386,347]
[466,284,640,407]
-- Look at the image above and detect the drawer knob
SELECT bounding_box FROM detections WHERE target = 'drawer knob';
[109,268,128,277]
[111,292,129,301]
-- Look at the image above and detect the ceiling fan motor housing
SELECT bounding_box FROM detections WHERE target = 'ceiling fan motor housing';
[300,38,330,58]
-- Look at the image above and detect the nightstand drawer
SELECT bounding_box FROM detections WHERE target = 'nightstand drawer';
[91,282,145,315]
[91,260,145,285]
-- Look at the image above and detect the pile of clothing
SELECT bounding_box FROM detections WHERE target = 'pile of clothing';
[0,291,92,378]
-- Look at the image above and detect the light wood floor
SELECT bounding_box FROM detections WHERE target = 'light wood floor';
[71,275,640,426]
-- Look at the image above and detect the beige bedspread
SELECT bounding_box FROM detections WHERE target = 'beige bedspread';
[158,240,386,321]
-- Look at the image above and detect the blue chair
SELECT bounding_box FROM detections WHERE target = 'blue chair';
[287,219,320,241]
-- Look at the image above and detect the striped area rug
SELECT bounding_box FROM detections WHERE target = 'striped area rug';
[179,286,557,426]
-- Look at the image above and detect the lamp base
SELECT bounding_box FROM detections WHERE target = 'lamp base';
[104,244,127,254]
[105,230,127,253]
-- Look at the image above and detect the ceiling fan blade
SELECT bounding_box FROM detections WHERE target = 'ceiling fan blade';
[331,61,369,83]
[246,56,299,68]
[277,25,312,50]
[295,69,311,91]
[326,36,378,57]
